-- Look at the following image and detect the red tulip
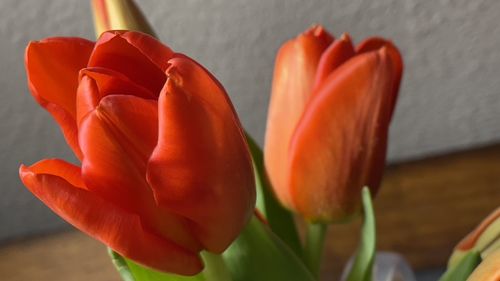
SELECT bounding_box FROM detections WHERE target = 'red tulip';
[20,30,255,275]
[264,25,403,222]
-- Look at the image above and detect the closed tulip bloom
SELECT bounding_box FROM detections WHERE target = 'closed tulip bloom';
[20,31,255,275]
[264,25,403,222]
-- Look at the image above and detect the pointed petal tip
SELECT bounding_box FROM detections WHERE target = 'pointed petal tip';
[18,164,30,180]
[301,24,334,42]
[165,61,184,87]
[339,32,352,42]
[313,32,356,90]
[304,24,326,36]
[96,30,122,43]
[376,45,391,63]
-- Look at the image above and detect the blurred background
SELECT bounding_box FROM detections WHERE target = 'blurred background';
[0,0,499,280]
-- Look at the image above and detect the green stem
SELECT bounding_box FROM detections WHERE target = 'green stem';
[304,223,328,278]
[346,187,376,281]
[201,252,233,281]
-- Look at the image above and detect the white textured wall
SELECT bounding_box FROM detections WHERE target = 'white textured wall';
[1,0,500,240]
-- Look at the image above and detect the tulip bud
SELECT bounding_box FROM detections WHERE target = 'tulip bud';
[264,26,403,222]
[448,207,500,268]
[91,0,156,37]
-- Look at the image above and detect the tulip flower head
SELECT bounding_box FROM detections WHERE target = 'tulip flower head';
[264,25,403,222]
[449,207,500,267]
[20,31,255,275]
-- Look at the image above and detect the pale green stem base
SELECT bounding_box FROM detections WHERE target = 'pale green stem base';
[201,252,233,281]
[304,223,328,278]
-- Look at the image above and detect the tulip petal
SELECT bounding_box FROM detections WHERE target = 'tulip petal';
[81,67,156,98]
[43,104,83,160]
[313,33,355,92]
[147,55,255,253]
[357,38,403,119]
[88,31,168,95]
[288,48,400,221]
[79,94,158,211]
[119,31,174,71]
[25,37,94,159]
[264,26,333,208]
[19,159,202,275]
[76,75,100,128]
[78,94,200,252]
[356,38,403,191]
[76,67,156,125]
[25,37,94,117]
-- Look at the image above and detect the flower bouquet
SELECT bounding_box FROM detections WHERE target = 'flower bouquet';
[18,0,500,280]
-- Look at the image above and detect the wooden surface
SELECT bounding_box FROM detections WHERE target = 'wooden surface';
[1,145,499,281]
[0,231,121,281]
[321,144,500,278]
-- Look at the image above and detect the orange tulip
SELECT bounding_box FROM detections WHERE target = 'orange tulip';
[264,25,403,222]
[448,207,500,267]
[20,30,255,275]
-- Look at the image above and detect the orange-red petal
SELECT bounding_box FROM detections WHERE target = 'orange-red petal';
[76,75,101,127]
[80,67,156,98]
[79,94,158,213]
[25,37,94,117]
[356,39,403,189]
[78,94,199,252]
[357,38,403,119]
[264,25,333,208]
[76,67,156,125]
[45,103,83,159]
[119,31,174,71]
[313,33,355,92]
[25,37,94,159]
[19,159,202,275]
[288,48,400,222]
[88,31,168,95]
[147,55,255,253]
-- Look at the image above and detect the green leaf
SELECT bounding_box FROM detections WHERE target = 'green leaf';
[108,248,207,281]
[346,187,376,281]
[223,215,316,281]
[438,251,482,281]
[245,133,303,258]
